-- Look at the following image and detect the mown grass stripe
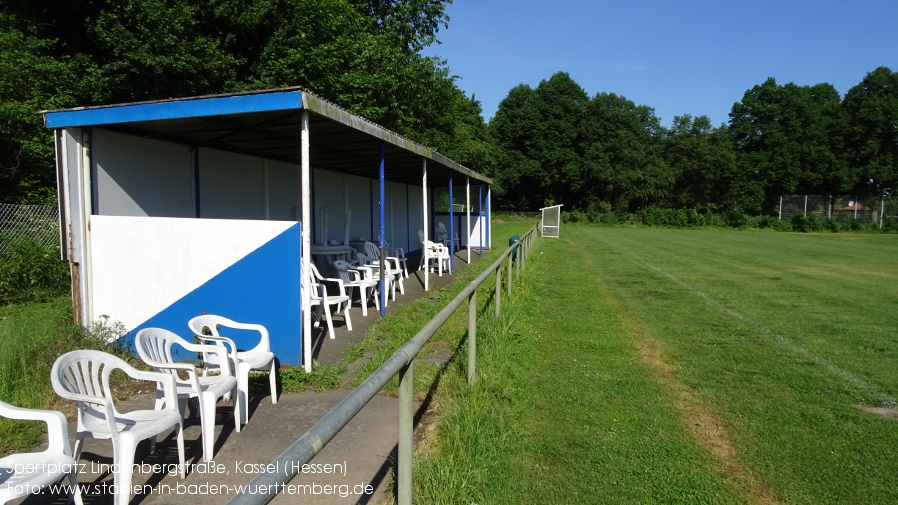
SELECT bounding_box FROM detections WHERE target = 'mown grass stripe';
[592,231,898,408]
[515,234,743,504]
[578,226,898,504]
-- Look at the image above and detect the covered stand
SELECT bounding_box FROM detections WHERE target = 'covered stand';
[43,88,492,372]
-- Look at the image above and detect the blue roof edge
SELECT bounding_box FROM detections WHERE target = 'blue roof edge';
[43,90,305,128]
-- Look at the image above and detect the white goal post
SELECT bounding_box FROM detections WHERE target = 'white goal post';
[540,205,562,238]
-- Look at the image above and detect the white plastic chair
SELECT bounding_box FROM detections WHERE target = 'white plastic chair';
[418,229,450,276]
[363,241,405,295]
[0,400,83,505]
[378,237,409,278]
[333,260,380,317]
[186,315,278,427]
[307,263,353,339]
[355,253,397,304]
[436,222,459,252]
[51,350,185,505]
[135,328,239,462]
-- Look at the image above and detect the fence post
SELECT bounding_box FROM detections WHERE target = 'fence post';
[495,265,501,317]
[779,196,783,220]
[398,361,414,505]
[880,197,885,229]
[468,290,477,386]
[804,195,808,216]
[507,255,512,298]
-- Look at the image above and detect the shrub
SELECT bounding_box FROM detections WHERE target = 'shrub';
[726,207,748,228]
[0,235,70,305]
[770,219,793,232]
[882,217,898,233]
[563,210,584,223]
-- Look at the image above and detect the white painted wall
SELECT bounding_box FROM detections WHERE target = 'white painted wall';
[89,215,296,331]
[199,149,266,219]
[93,130,194,217]
[267,159,301,220]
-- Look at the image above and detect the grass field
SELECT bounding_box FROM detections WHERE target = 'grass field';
[413,224,898,504]
[4,222,897,504]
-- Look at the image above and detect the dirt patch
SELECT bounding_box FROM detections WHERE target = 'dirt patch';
[413,401,442,458]
[612,299,784,505]
[856,405,898,420]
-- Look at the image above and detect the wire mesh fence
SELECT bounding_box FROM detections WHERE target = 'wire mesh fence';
[0,203,60,255]
[779,195,894,227]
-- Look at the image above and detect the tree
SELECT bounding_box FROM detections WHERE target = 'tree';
[529,72,589,207]
[1,0,474,204]
[489,73,590,210]
[350,0,452,53]
[489,83,543,211]
[728,78,848,213]
[581,92,668,211]
[0,12,82,204]
[842,66,898,196]
[663,115,738,212]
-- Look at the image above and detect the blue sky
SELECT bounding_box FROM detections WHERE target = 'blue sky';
[421,1,898,127]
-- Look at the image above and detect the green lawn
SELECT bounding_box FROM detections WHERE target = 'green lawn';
[0,297,78,453]
[413,225,898,504]
[5,223,897,504]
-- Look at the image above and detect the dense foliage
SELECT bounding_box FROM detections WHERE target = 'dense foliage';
[491,70,898,216]
[1,2,895,221]
[0,235,70,305]
[1,0,495,204]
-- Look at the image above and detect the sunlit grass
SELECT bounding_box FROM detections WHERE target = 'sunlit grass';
[411,225,898,504]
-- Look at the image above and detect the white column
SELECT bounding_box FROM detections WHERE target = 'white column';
[487,187,492,249]
[466,177,471,263]
[301,112,312,373]
[422,159,429,291]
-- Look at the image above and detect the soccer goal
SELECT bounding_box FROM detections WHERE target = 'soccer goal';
[540,204,563,238]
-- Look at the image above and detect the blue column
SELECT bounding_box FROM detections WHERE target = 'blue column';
[448,174,454,273]
[379,142,386,316]
[478,185,483,252]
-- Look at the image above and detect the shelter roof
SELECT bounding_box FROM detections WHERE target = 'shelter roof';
[42,88,490,187]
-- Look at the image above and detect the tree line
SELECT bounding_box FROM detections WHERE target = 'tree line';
[490,70,898,216]
[2,1,896,220]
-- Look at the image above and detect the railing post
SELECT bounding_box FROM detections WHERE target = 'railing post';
[507,255,513,298]
[468,290,477,385]
[515,244,521,281]
[398,361,414,505]
[495,265,501,317]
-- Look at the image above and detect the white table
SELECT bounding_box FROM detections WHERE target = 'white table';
[310,245,354,275]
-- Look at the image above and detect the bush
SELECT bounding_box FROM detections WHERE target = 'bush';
[790,214,824,232]
[770,218,793,232]
[562,210,585,223]
[823,217,841,232]
[0,235,70,305]
[726,207,748,228]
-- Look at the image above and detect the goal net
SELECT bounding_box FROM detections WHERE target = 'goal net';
[540,205,562,238]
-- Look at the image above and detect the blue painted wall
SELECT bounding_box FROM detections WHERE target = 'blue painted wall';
[123,223,303,365]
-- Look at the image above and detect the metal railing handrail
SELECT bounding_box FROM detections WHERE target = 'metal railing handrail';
[226,222,540,505]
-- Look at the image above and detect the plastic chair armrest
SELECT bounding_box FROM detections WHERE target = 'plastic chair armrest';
[0,401,71,455]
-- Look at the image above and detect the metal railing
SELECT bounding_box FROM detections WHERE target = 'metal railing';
[227,222,540,505]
